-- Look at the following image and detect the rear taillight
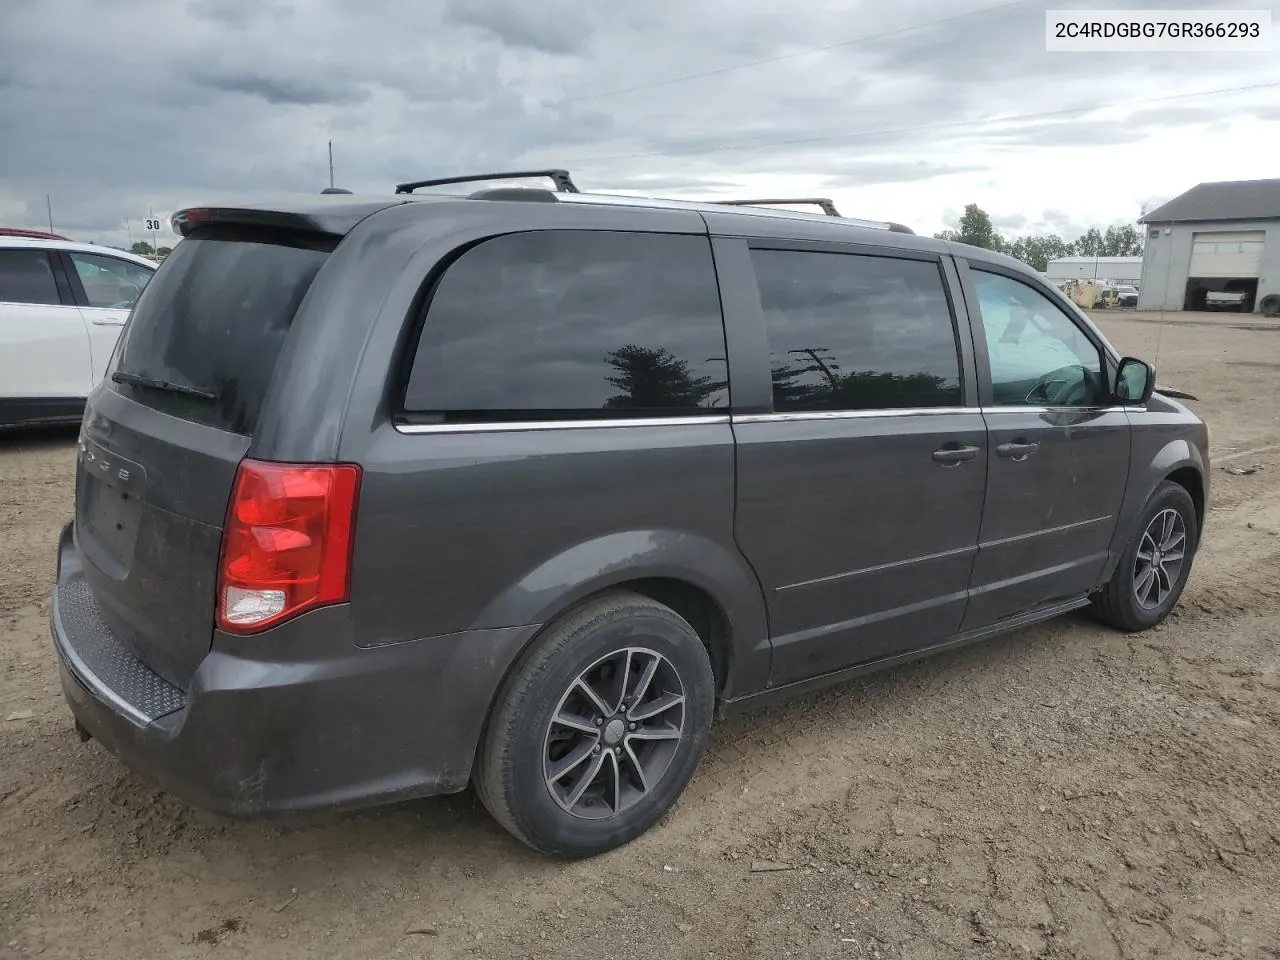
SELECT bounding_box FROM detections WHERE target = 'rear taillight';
[216,459,361,634]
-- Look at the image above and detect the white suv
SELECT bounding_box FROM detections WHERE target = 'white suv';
[0,235,156,428]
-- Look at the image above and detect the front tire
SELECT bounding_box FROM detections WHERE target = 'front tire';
[1091,480,1199,631]
[474,592,715,857]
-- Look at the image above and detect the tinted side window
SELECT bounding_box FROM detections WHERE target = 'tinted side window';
[971,270,1105,407]
[750,249,961,412]
[0,249,61,306]
[404,231,728,420]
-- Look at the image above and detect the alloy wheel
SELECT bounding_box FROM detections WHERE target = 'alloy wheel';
[1133,507,1187,611]
[543,647,686,820]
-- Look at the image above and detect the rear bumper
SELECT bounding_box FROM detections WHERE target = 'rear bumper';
[52,522,537,816]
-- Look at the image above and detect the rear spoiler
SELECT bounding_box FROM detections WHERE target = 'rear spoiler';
[170,200,404,238]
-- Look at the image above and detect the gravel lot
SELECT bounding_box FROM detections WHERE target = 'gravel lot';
[3,311,1279,960]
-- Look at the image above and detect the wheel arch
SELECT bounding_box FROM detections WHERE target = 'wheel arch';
[472,529,770,703]
[1099,436,1207,586]
[621,577,732,695]
[1165,465,1205,531]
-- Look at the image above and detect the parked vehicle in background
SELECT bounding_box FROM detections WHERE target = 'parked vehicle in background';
[0,227,71,241]
[1111,284,1139,308]
[51,171,1208,858]
[0,238,155,427]
[1206,290,1248,310]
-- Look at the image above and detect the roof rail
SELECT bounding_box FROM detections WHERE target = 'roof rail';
[711,198,915,234]
[714,198,842,217]
[395,169,580,195]
[468,187,559,203]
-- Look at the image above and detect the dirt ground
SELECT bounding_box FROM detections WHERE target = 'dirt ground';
[3,310,1279,960]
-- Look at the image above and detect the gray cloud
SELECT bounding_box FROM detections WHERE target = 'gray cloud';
[991,213,1028,229]
[185,0,295,26]
[188,69,370,106]
[819,161,987,188]
[443,0,595,55]
[0,0,1275,247]
[605,174,745,192]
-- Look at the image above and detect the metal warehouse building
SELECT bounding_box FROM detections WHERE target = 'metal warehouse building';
[1138,178,1280,314]
[1045,256,1143,285]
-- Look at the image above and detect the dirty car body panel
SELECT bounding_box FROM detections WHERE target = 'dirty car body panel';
[50,189,1209,820]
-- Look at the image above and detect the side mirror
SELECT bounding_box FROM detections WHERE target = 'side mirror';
[1115,356,1155,405]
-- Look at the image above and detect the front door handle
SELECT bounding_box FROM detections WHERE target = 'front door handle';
[996,440,1040,461]
[932,444,981,465]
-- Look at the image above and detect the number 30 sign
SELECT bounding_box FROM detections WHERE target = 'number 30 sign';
[144,218,163,231]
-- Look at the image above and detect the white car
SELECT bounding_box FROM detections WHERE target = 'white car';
[0,236,156,428]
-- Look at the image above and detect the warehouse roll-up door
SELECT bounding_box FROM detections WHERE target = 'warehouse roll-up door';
[1189,231,1265,278]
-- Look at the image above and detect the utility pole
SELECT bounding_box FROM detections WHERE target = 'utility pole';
[46,196,54,234]
[125,217,133,249]
[328,140,335,190]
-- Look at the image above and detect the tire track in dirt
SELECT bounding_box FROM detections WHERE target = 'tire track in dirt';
[4,344,1280,958]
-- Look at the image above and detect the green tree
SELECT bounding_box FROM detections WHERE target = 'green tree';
[1101,224,1143,257]
[130,241,155,256]
[1071,227,1105,257]
[1007,234,1072,272]
[932,204,1143,266]
[156,246,173,257]
[933,204,1007,252]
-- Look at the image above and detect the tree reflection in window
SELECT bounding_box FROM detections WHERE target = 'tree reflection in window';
[770,353,956,412]
[603,345,728,410]
[750,248,962,413]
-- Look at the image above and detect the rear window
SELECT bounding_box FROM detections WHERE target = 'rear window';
[110,226,333,434]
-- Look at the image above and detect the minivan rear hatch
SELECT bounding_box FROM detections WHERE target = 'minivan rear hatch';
[74,220,336,688]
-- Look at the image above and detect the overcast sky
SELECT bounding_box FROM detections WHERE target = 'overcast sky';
[1,0,1278,249]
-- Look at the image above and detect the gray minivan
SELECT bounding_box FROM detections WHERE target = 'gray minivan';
[51,172,1208,857]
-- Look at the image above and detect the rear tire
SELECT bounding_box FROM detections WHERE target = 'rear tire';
[474,592,715,858]
[1091,481,1198,631]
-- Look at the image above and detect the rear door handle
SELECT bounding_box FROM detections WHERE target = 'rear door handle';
[996,441,1040,461]
[932,444,981,465]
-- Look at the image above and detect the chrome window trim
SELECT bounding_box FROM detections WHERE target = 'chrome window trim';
[394,415,730,435]
[732,407,977,424]
[393,405,1139,433]
[734,405,1138,424]
[980,405,1135,415]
